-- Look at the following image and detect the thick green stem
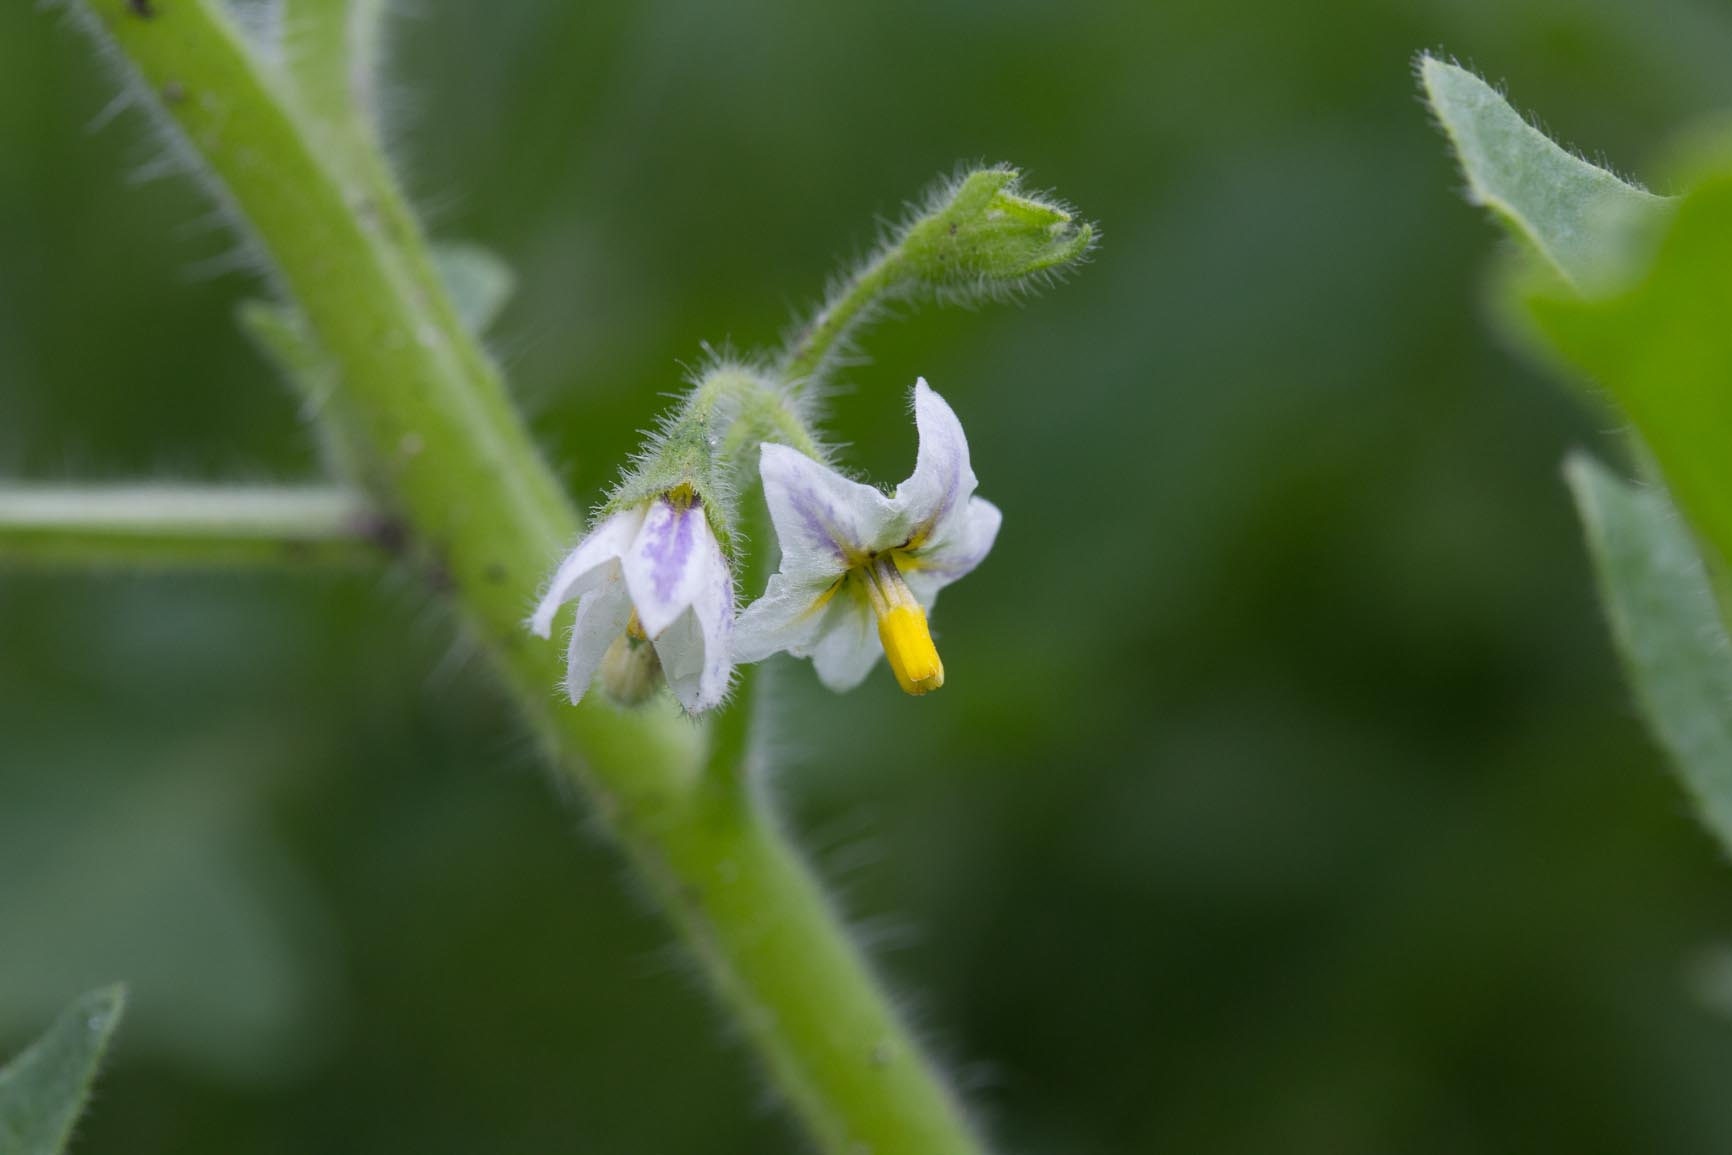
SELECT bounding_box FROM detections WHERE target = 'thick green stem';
[279,0,470,353]
[72,4,981,1151]
[650,779,981,1154]
[0,485,384,569]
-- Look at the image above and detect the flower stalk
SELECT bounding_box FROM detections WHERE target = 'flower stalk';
[780,166,1097,388]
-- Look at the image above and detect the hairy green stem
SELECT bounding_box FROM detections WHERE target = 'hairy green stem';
[777,167,1094,391]
[703,498,776,786]
[72,3,981,1151]
[0,485,384,568]
[695,370,826,464]
[654,776,979,1153]
[780,249,903,390]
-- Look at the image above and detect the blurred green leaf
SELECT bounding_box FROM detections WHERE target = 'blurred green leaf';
[236,300,373,484]
[432,242,516,335]
[0,986,125,1155]
[1425,56,1732,654]
[1526,172,1732,576]
[235,301,325,397]
[1419,54,1670,290]
[234,250,510,488]
[238,244,514,380]
[1567,454,1732,852]
[0,729,340,1086]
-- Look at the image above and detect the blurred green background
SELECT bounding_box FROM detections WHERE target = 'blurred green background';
[5,1,1732,1152]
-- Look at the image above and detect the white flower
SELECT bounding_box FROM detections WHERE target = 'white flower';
[529,489,734,713]
[734,378,1002,695]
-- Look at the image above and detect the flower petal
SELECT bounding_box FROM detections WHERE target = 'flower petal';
[621,496,725,638]
[662,547,735,713]
[733,572,837,664]
[655,603,730,713]
[529,506,645,638]
[653,609,702,708]
[903,496,1002,607]
[891,379,978,546]
[760,443,899,581]
[809,590,882,692]
[563,579,634,705]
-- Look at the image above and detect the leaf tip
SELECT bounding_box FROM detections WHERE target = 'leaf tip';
[74,985,128,1040]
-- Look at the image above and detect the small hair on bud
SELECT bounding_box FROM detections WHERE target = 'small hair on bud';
[899,165,1099,304]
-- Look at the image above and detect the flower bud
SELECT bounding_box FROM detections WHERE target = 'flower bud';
[600,621,664,707]
[901,167,1096,300]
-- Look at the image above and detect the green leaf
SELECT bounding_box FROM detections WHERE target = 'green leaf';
[1418,54,1669,290]
[1526,172,1732,576]
[0,986,126,1155]
[0,739,342,1084]
[431,242,516,335]
[236,300,375,486]
[236,300,328,399]
[1423,54,1732,579]
[239,243,513,425]
[1567,454,1732,853]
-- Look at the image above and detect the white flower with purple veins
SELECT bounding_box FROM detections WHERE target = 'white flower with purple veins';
[735,379,1001,695]
[530,488,734,713]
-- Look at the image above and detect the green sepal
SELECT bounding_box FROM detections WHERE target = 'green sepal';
[601,368,757,560]
[900,166,1096,301]
[599,364,829,561]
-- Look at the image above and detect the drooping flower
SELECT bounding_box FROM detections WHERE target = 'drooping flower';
[529,488,734,713]
[734,379,1001,695]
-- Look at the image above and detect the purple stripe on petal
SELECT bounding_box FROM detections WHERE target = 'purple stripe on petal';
[904,496,1000,582]
[643,498,698,602]
[787,485,850,564]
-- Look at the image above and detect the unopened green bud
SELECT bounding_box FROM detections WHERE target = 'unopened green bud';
[600,617,664,707]
[901,167,1096,299]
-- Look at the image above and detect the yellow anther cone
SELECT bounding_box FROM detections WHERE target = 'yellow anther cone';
[878,604,945,695]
